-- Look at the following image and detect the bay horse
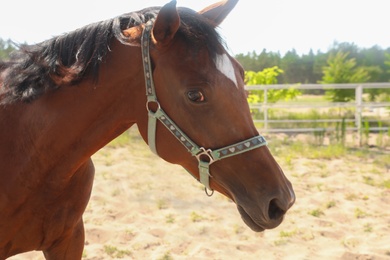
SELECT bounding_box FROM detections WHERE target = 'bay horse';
[0,0,295,258]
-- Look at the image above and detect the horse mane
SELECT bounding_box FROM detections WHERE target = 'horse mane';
[0,6,223,105]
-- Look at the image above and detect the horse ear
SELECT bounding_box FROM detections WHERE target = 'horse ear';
[152,0,180,48]
[198,0,238,27]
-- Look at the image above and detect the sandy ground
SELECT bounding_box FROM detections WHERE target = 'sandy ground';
[9,128,390,260]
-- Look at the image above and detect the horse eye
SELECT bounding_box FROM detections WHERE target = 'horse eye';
[187,90,205,102]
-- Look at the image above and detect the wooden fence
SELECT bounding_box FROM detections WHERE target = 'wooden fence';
[246,83,390,133]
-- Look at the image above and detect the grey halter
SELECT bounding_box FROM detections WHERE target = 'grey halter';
[141,20,267,194]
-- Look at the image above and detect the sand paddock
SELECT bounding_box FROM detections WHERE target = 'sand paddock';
[9,128,390,260]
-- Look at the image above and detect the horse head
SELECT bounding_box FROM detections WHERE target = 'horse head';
[127,0,295,232]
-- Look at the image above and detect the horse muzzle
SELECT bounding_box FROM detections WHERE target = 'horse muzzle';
[236,180,295,232]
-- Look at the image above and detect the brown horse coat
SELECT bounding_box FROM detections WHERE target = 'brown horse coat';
[0,1,294,258]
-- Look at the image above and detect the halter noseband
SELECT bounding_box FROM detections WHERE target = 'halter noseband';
[141,20,267,194]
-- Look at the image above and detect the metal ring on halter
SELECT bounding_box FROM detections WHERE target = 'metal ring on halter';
[146,100,161,113]
[195,147,215,164]
[197,148,215,197]
[204,187,214,197]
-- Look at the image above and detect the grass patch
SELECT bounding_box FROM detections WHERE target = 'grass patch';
[326,200,336,209]
[364,223,373,233]
[124,229,135,239]
[345,193,358,201]
[156,199,168,210]
[165,214,175,224]
[279,229,297,238]
[157,251,174,260]
[308,209,324,217]
[382,180,390,189]
[233,224,245,234]
[362,176,376,186]
[190,211,205,222]
[273,239,289,246]
[103,245,132,258]
[309,144,347,159]
[111,188,121,197]
[270,141,347,160]
[355,208,369,219]
[253,106,357,131]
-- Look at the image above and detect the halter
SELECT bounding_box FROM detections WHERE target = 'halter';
[141,20,267,195]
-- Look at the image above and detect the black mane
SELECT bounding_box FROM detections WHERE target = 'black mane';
[0,6,223,104]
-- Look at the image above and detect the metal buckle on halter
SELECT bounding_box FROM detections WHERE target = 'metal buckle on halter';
[195,147,215,197]
[195,147,215,164]
[146,100,161,114]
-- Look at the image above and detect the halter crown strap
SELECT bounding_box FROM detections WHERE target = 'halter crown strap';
[141,20,158,154]
[141,20,267,192]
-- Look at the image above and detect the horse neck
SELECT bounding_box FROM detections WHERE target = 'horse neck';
[1,40,145,178]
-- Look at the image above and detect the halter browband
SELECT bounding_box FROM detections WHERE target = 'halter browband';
[141,20,267,194]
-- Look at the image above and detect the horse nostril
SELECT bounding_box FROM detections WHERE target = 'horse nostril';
[268,199,286,220]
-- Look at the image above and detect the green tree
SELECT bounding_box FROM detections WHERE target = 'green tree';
[235,42,390,85]
[245,66,300,104]
[0,38,16,60]
[280,49,303,83]
[320,51,370,102]
[358,45,387,82]
[385,53,390,76]
[236,49,281,73]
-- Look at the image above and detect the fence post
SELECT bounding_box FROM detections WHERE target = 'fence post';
[355,85,363,146]
[264,87,268,131]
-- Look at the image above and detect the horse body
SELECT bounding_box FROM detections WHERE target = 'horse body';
[0,1,295,258]
[0,39,143,258]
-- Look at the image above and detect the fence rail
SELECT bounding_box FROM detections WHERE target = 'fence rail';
[246,83,390,134]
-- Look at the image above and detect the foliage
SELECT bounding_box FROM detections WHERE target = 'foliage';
[236,42,390,86]
[385,53,390,76]
[245,66,301,104]
[103,245,132,258]
[0,38,16,60]
[246,66,282,85]
[321,51,369,84]
[320,51,370,102]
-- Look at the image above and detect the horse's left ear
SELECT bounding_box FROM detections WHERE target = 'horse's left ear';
[198,0,238,27]
[152,0,180,48]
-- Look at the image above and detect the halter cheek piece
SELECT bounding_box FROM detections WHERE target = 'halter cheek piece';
[141,20,267,196]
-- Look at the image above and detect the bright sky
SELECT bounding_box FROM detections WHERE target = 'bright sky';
[1,0,389,55]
